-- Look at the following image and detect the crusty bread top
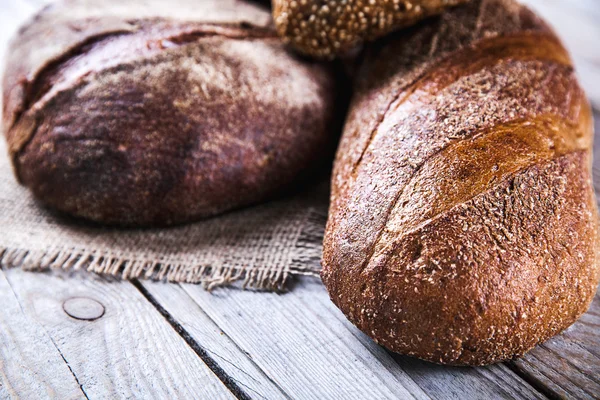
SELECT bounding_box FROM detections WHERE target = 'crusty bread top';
[326,0,583,277]
[5,0,271,85]
[2,0,274,159]
[3,0,337,225]
[322,0,599,365]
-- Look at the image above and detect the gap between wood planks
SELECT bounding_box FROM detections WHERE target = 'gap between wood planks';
[504,361,562,400]
[130,278,555,400]
[3,266,596,399]
[131,279,293,400]
[0,268,236,399]
[46,334,91,400]
[0,270,86,399]
[131,280,254,400]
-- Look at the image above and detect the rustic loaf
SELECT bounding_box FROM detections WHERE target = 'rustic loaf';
[273,0,469,58]
[322,0,600,365]
[2,0,338,226]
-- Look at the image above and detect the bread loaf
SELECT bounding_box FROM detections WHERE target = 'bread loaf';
[322,0,600,365]
[273,0,469,58]
[2,0,338,226]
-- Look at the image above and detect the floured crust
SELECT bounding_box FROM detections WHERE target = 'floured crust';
[321,0,600,365]
[2,0,338,226]
[3,0,273,131]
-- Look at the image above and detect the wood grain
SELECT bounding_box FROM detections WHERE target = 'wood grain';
[143,277,546,400]
[0,269,85,400]
[3,268,234,399]
[180,279,429,399]
[294,279,545,400]
[138,282,287,400]
[392,357,546,400]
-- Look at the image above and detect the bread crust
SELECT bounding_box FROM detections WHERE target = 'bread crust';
[2,0,338,226]
[272,0,469,58]
[322,0,600,365]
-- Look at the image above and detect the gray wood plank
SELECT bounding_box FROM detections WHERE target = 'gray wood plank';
[0,269,85,400]
[161,279,429,400]
[3,268,234,400]
[392,357,548,400]
[139,282,287,400]
[150,277,545,400]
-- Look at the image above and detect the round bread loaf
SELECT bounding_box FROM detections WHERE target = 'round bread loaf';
[322,0,600,365]
[2,0,338,226]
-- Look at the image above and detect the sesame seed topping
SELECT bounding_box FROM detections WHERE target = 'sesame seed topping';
[273,0,470,58]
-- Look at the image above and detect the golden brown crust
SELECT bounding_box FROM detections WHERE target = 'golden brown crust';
[272,0,470,58]
[322,0,600,365]
[2,0,339,226]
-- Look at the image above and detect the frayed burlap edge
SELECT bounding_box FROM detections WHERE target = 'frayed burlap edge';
[0,208,326,291]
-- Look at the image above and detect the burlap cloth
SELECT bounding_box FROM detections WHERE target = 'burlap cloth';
[0,138,329,290]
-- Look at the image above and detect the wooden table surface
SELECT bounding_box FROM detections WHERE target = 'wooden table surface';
[1,1,599,399]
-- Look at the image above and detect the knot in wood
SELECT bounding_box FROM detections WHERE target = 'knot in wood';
[63,297,105,321]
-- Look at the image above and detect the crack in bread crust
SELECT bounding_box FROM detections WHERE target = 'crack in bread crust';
[367,109,593,270]
[373,151,598,365]
[353,32,576,274]
[349,32,571,179]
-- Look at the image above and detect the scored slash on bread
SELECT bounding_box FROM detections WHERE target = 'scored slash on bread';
[273,0,470,58]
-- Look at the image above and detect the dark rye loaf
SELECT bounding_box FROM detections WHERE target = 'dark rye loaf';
[2,0,338,226]
[322,0,600,365]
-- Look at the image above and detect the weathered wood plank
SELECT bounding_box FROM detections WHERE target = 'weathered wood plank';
[3,269,234,400]
[155,277,545,399]
[392,356,548,400]
[0,269,85,400]
[142,282,427,399]
[138,282,287,399]
[173,279,429,400]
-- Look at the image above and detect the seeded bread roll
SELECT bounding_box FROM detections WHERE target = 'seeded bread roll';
[321,0,600,365]
[2,0,337,226]
[273,0,469,58]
